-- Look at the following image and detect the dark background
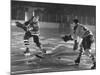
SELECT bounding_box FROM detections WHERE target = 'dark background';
[11,0,96,25]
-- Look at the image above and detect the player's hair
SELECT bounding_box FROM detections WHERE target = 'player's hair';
[73,19,79,24]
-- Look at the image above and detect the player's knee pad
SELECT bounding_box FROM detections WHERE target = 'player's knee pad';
[33,39,41,48]
[73,40,78,50]
[90,54,95,61]
[36,42,41,48]
[24,40,29,46]
[84,49,95,61]
[83,49,90,56]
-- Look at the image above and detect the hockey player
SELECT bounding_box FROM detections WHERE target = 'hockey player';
[16,16,46,57]
[71,19,96,69]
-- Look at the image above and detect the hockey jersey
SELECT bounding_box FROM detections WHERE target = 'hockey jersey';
[25,17,40,35]
[71,23,93,40]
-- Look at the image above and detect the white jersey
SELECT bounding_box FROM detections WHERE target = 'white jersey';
[71,23,93,41]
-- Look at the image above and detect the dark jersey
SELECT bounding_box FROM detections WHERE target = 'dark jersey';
[24,17,40,35]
